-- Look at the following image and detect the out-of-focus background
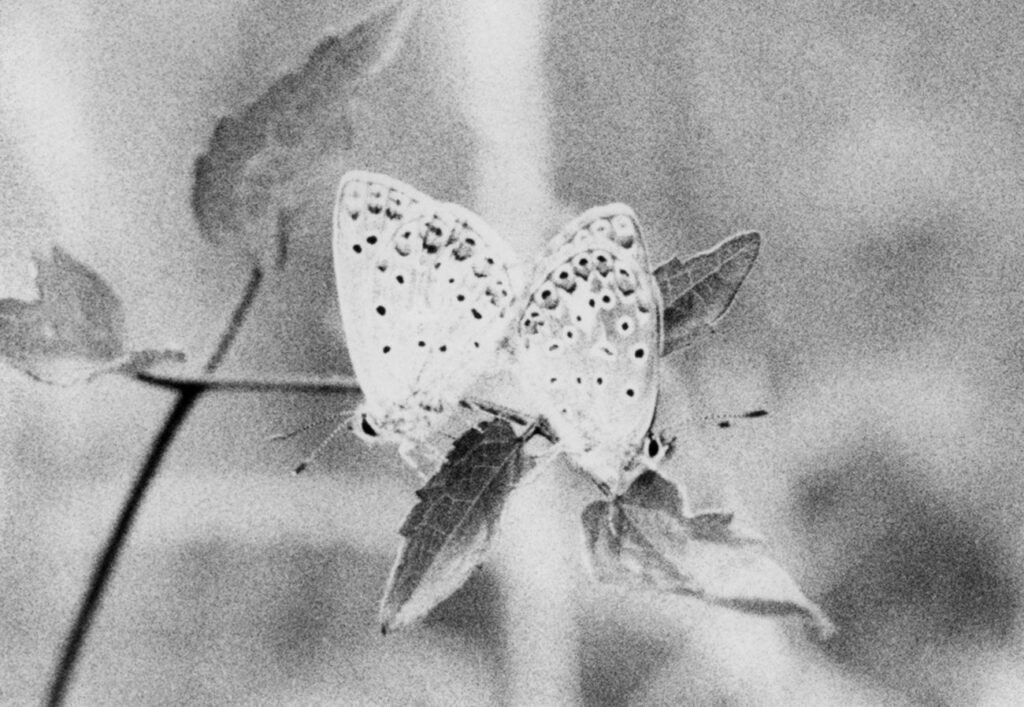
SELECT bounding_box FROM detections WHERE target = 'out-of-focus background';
[3,0,1024,704]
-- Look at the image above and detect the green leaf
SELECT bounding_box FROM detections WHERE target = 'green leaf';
[581,471,834,638]
[654,231,761,355]
[191,0,420,268]
[0,247,184,385]
[380,418,531,633]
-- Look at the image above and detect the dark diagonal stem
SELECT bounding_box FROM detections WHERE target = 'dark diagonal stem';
[45,265,263,707]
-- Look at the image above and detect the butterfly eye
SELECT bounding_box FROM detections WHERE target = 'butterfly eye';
[360,416,379,438]
[647,436,660,458]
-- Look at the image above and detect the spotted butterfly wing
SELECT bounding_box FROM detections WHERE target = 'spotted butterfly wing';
[333,171,521,461]
[515,204,662,493]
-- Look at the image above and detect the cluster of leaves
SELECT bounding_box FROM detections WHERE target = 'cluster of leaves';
[378,233,831,640]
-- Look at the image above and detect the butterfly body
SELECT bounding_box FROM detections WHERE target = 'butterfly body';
[514,205,664,493]
[333,171,521,464]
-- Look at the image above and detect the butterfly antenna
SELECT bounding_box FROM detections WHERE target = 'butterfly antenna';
[267,409,356,442]
[704,408,769,429]
[291,422,349,475]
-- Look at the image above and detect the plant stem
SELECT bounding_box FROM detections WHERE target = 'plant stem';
[44,265,264,707]
[135,371,362,393]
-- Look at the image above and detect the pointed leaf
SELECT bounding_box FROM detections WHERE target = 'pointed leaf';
[654,231,761,355]
[582,471,833,638]
[192,0,420,268]
[380,418,531,633]
[0,247,184,385]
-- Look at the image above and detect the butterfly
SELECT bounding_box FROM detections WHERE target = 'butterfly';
[332,171,522,465]
[513,204,668,494]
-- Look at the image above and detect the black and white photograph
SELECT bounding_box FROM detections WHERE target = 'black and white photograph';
[2,1,1022,704]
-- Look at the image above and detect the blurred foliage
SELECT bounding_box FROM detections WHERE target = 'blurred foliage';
[2,0,1023,704]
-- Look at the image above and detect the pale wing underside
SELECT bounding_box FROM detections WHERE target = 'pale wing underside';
[333,172,520,438]
[516,205,662,485]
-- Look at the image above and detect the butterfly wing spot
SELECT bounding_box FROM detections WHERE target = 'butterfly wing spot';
[611,215,636,248]
[573,255,593,278]
[472,258,492,277]
[367,184,385,214]
[341,181,365,217]
[590,219,611,240]
[484,285,504,306]
[554,267,576,292]
[539,287,559,309]
[616,268,638,294]
[385,190,405,219]
[395,227,414,256]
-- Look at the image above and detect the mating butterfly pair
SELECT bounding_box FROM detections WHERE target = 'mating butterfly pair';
[333,171,666,494]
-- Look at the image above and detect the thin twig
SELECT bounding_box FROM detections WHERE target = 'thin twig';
[135,371,362,393]
[45,265,264,707]
[461,396,558,442]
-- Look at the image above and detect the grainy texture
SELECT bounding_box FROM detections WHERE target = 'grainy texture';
[191,1,417,266]
[0,247,182,384]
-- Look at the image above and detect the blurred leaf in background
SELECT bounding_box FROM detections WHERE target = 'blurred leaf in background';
[192,0,419,268]
[0,246,183,384]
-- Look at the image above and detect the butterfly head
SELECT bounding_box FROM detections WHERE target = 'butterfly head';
[578,430,675,496]
[348,407,385,444]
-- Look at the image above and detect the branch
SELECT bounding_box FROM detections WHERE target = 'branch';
[134,370,362,393]
[45,266,264,707]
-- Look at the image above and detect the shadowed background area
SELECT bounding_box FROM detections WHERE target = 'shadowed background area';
[2,0,1023,704]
